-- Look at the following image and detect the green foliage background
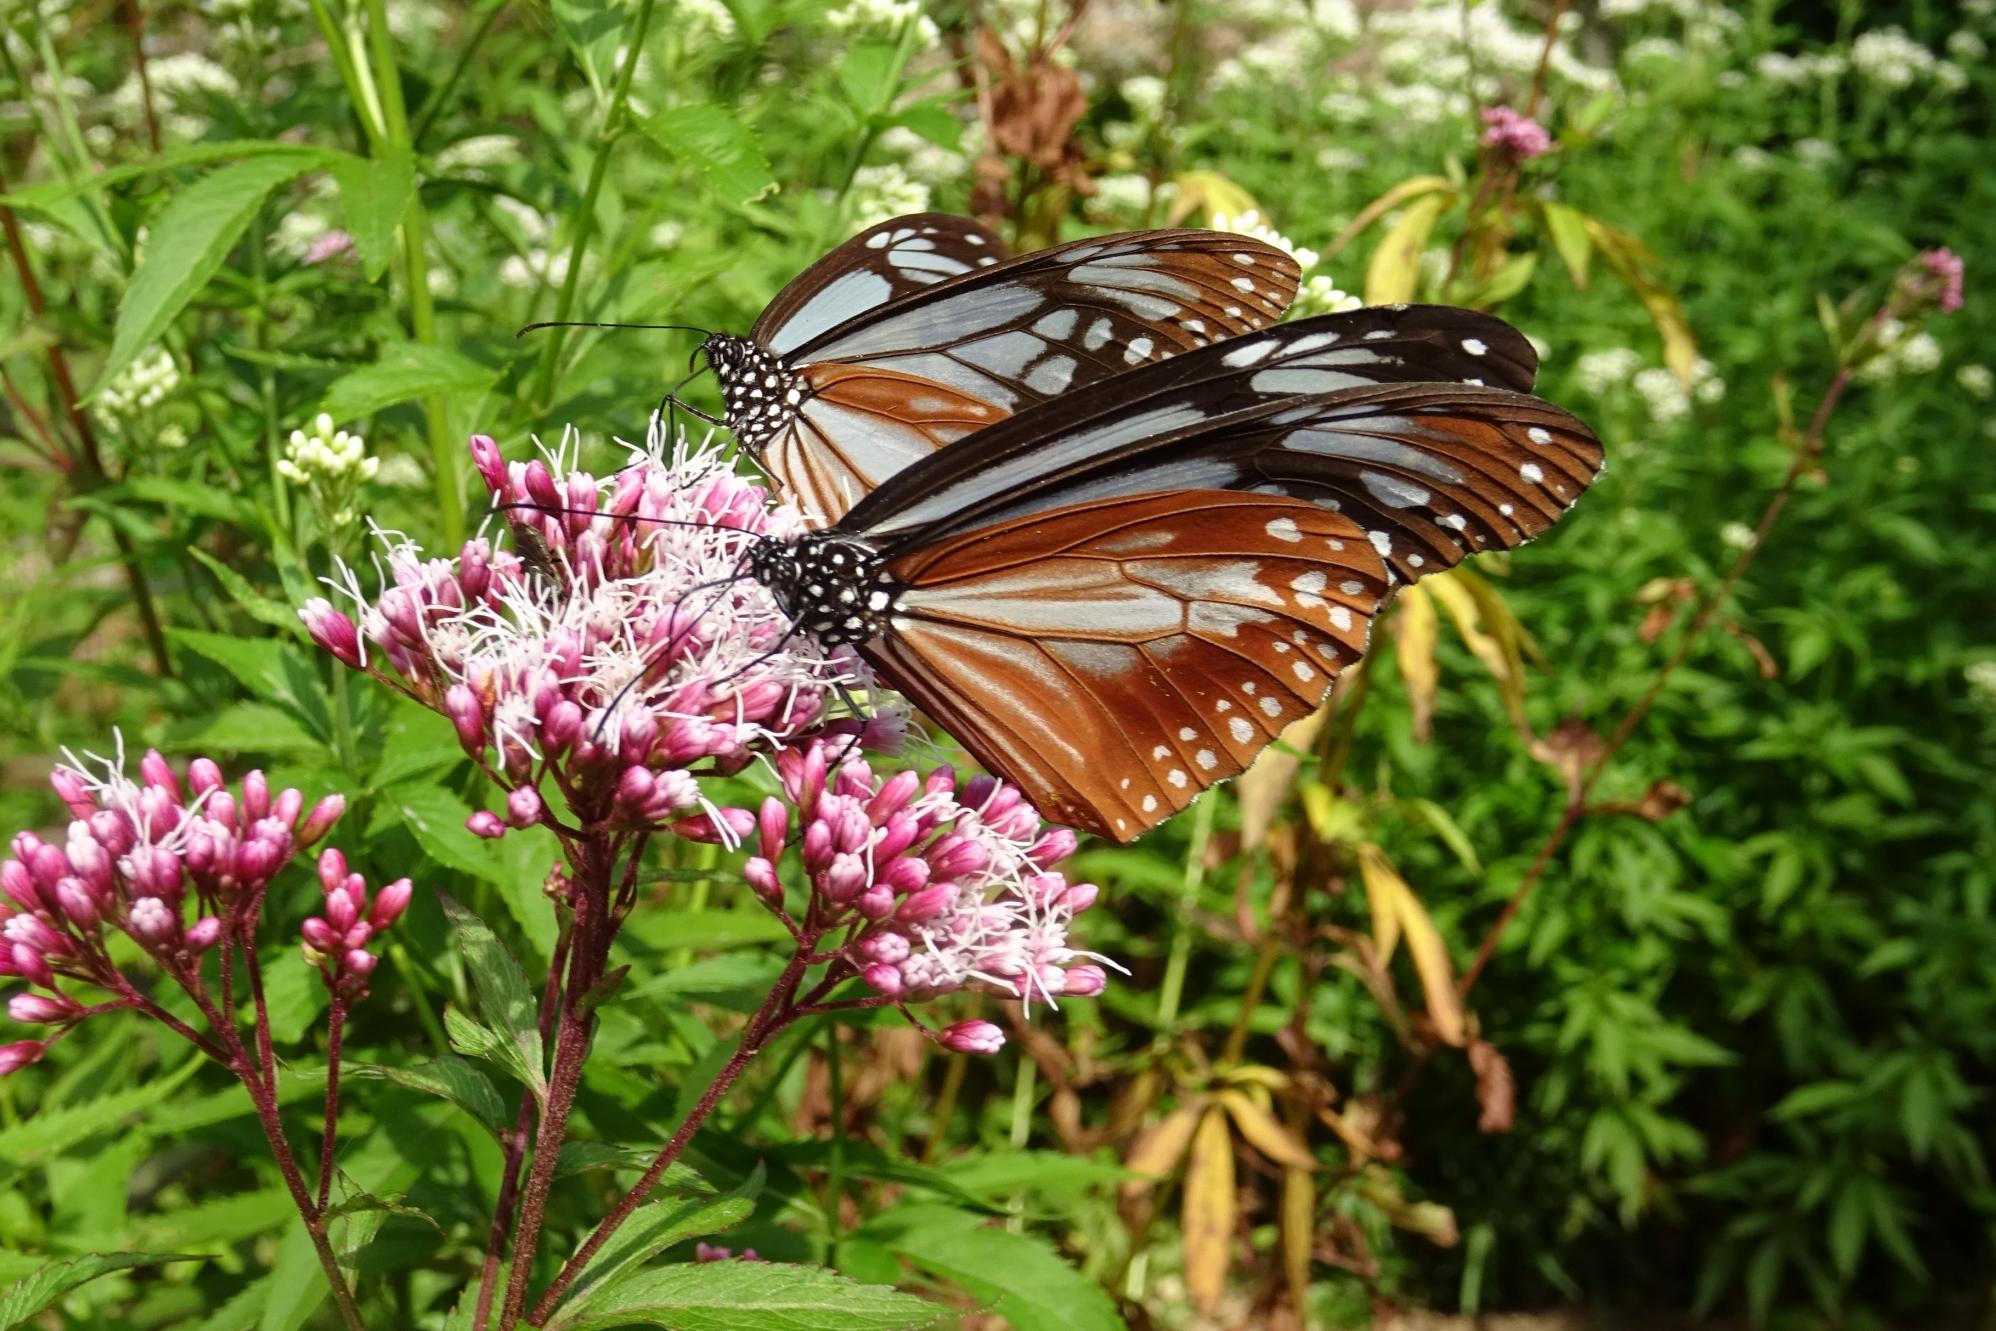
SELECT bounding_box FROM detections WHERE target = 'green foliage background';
[1,0,1993,1326]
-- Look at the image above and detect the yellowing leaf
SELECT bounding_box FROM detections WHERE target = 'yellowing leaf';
[1585,215,1696,388]
[1182,1106,1237,1315]
[1424,569,1531,737]
[1393,584,1440,743]
[1299,781,1364,848]
[1235,708,1329,852]
[1121,1103,1202,1193]
[1357,1166,1460,1247]
[1220,1090,1318,1170]
[1167,169,1258,226]
[1327,174,1453,258]
[1358,845,1466,1046]
[1538,200,1593,289]
[1281,1164,1314,1310]
[1365,192,1451,305]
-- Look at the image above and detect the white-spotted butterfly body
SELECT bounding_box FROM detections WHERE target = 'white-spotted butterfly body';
[703,213,1303,525]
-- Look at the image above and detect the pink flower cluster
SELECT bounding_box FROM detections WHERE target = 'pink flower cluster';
[301,431,858,835]
[1480,105,1553,160]
[1920,246,1964,314]
[720,739,1112,1053]
[302,849,411,998]
[694,1244,764,1263]
[0,745,375,1075]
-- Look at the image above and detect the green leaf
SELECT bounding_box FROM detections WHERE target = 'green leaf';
[320,341,496,419]
[343,1056,509,1135]
[551,0,625,102]
[439,894,547,1100]
[555,1142,710,1191]
[0,141,339,212]
[555,1164,765,1316]
[640,105,776,207]
[0,1058,198,1175]
[167,628,313,712]
[546,1261,933,1331]
[188,549,312,637]
[258,947,331,1046]
[97,156,320,397]
[1538,200,1593,288]
[838,42,901,112]
[330,147,415,281]
[132,1190,293,1252]
[257,1220,326,1331]
[0,1252,197,1330]
[101,475,261,528]
[176,701,325,756]
[869,1205,1124,1331]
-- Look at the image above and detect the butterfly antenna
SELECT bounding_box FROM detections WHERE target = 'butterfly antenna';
[516,320,716,338]
[490,499,722,537]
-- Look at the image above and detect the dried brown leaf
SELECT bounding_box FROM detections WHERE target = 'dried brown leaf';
[1467,1038,1516,1133]
[1219,1089,1318,1171]
[1121,1102,1202,1196]
[1358,845,1466,1047]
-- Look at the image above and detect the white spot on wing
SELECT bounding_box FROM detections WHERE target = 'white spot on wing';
[1266,516,1304,543]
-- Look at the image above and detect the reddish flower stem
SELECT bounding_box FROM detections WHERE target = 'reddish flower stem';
[523,944,818,1325]
[317,996,348,1213]
[118,0,162,153]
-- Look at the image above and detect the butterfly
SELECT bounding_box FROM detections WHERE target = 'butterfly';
[732,303,1602,841]
[695,213,1303,525]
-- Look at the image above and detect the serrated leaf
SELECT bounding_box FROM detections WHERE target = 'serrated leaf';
[641,105,776,206]
[176,702,325,756]
[330,147,414,281]
[1182,1106,1236,1315]
[166,628,315,713]
[0,1252,197,1330]
[548,1261,932,1331]
[188,549,311,637]
[321,342,495,419]
[0,141,338,212]
[869,1204,1125,1331]
[1365,191,1451,305]
[97,156,319,396]
[555,1164,764,1317]
[343,1056,509,1134]
[0,1058,197,1174]
[438,894,547,1099]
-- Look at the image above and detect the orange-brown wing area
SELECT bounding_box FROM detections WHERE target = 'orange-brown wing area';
[867,490,1388,841]
[767,364,1014,526]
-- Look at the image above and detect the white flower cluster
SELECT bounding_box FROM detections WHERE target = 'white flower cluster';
[1633,358,1725,425]
[1120,75,1168,122]
[1371,0,1615,100]
[1291,275,1363,317]
[877,125,970,187]
[845,163,931,234]
[109,52,236,142]
[280,414,378,489]
[1850,27,1939,90]
[1210,210,1319,273]
[672,0,737,39]
[1719,521,1757,551]
[1966,660,1996,712]
[94,349,181,428]
[435,134,522,179]
[1956,364,1994,398]
[1794,138,1841,170]
[1575,347,1646,397]
[826,0,939,50]
[1091,173,1157,219]
[1857,320,1944,382]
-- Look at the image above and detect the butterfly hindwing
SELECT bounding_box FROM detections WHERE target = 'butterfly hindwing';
[868,490,1386,841]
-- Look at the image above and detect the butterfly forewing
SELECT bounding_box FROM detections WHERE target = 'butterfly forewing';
[868,490,1386,841]
[751,214,1011,356]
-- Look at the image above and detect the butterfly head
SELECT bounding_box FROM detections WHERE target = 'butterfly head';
[701,334,803,459]
[749,531,903,647]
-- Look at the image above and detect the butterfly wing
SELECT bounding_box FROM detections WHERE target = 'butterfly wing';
[786,229,1305,413]
[752,214,1011,356]
[866,490,1387,841]
[843,308,1596,583]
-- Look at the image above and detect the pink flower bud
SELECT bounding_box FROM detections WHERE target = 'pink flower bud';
[89,810,134,856]
[10,943,52,988]
[0,1041,46,1076]
[325,886,360,934]
[127,897,178,947]
[301,917,341,953]
[862,962,903,996]
[64,837,111,890]
[872,814,920,863]
[927,837,989,881]
[458,539,492,601]
[243,771,270,822]
[523,460,560,510]
[7,992,74,1024]
[28,844,70,894]
[1027,829,1077,869]
[1063,882,1099,913]
[672,807,755,844]
[542,701,583,753]
[745,857,782,903]
[880,856,929,897]
[297,795,346,847]
[272,787,303,829]
[5,914,63,955]
[343,949,378,976]
[821,852,869,903]
[801,820,834,873]
[757,798,788,860]
[235,833,287,887]
[55,878,99,928]
[467,811,507,840]
[615,766,655,808]
[185,916,224,951]
[318,848,348,894]
[856,884,895,920]
[188,757,225,798]
[49,768,95,819]
[859,931,910,964]
[895,883,952,923]
[446,685,487,756]
[469,434,507,495]
[939,1020,1004,1055]
[140,749,182,802]
[369,878,413,928]
[507,786,545,828]
[1063,965,1108,998]
[1,860,38,912]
